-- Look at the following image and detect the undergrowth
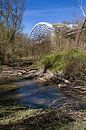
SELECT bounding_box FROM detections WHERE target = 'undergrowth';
[41,49,86,83]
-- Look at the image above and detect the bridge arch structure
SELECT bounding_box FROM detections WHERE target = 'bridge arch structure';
[29,22,55,43]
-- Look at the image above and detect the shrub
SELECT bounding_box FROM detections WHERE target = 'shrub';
[64,49,86,82]
[41,53,65,72]
[41,49,86,83]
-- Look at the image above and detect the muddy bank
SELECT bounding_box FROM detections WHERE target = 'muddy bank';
[0,64,39,84]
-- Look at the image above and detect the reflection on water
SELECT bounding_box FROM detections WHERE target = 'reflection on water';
[16,81,76,108]
[0,80,86,109]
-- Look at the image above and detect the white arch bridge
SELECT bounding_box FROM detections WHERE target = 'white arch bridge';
[29,22,55,43]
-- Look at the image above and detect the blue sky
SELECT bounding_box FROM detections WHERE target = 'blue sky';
[23,0,86,34]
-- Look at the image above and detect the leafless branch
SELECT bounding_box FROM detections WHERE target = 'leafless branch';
[76,0,86,47]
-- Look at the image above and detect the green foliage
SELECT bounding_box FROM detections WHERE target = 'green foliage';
[41,53,65,72]
[41,49,86,80]
[64,49,86,81]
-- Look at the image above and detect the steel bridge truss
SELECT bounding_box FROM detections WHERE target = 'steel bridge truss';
[29,22,55,43]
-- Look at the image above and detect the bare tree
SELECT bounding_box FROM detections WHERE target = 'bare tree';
[0,0,24,64]
[76,0,86,47]
[0,0,24,43]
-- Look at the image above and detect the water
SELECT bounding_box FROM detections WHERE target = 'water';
[0,80,85,109]
[16,81,76,108]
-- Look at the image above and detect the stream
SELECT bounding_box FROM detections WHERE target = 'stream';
[0,80,85,109]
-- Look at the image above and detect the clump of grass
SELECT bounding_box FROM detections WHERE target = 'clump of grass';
[41,53,65,72]
[41,49,86,83]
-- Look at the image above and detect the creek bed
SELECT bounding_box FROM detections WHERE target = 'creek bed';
[0,80,85,109]
[0,80,86,130]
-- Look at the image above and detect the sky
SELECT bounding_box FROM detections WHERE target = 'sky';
[23,0,86,34]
